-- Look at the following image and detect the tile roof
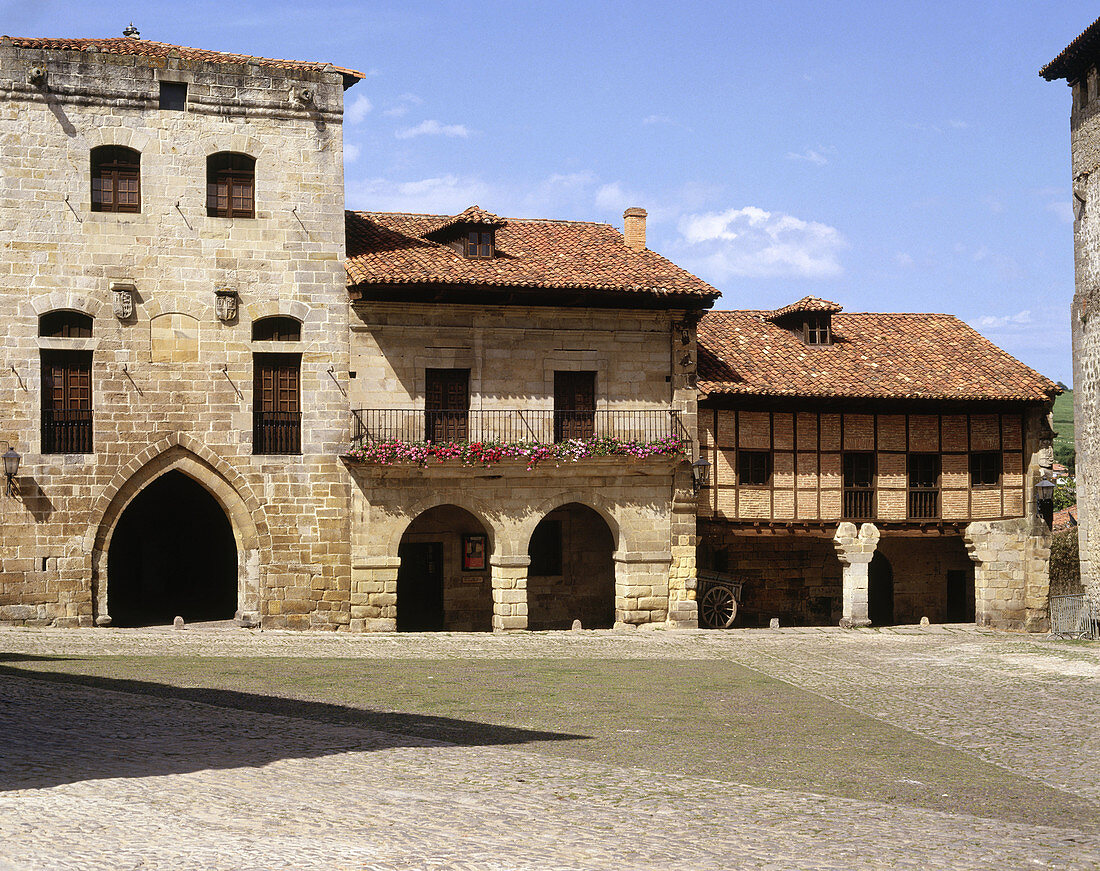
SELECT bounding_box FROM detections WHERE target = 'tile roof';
[767,296,843,320]
[1041,16,1100,81]
[2,36,364,85]
[698,309,1060,402]
[426,205,506,236]
[345,210,721,301]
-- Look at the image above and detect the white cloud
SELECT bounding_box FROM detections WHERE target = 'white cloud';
[345,174,493,214]
[344,143,361,163]
[895,252,914,268]
[346,94,373,125]
[595,181,648,214]
[974,310,1033,329]
[1047,201,1075,224]
[675,206,847,279]
[642,114,673,125]
[383,93,424,118]
[395,120,470,140]
[786,148,830,166]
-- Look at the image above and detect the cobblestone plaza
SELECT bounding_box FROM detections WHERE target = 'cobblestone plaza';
[0,625,1097,870]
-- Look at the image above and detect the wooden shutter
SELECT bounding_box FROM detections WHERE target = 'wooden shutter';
[425,369,469,442]
[41,351,92,453]
[253,354,301,454]
[554,371,596,441]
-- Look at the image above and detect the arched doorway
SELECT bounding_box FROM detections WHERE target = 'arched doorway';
[527,502,615,630]
[868,552,895,626]
[107,470,238,627]
[397,505,492,631]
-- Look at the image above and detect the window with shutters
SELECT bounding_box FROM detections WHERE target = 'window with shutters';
[842,452,875,520]
[91,146,140,213]
[207,152,255,218]
[465,230,494,258]
[41,351,93,453]
[907,453,940,519]
[253,353,301,454]
[425,369,469,443]
[553,371,596,442]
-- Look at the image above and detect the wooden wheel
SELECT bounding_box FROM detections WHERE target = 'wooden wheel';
[699,585,738,629]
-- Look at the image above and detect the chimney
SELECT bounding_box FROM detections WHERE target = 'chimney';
[623,207,647,251]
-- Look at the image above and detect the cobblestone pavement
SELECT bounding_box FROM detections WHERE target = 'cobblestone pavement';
[1,625,1098,870]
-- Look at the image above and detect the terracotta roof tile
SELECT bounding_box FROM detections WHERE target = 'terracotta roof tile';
[345,210,721,301]
[767,296,843,320]
[698,309,1059,402]
[2,36,364,85]
[426,205,506,236]
[1041,16,1100,81]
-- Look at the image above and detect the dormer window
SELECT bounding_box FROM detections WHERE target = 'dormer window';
[804,315,831,345]
[466,230,494,259]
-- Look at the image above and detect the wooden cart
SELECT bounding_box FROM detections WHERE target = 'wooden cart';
[696,570,744,629]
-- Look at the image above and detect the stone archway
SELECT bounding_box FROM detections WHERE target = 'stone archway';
[527,502,616,630]
[88,440,266,627]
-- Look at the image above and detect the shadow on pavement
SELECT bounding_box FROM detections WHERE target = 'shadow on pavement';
[0,663,588,791]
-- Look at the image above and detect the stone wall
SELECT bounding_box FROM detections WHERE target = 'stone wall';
[0,44,353,628]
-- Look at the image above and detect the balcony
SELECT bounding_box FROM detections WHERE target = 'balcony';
[41,409,92,454]
[842,488,874,521]
[351,408,686,447]
[253,411,302,455]
[908,489,940,520]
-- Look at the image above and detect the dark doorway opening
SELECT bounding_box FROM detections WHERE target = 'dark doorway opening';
[946,568,976,622]
[396,542,445,631]
[107,470,237,627]
[868,552,895,626]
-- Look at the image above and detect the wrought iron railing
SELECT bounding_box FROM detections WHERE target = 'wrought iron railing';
[843,488,874,520]
[908,489,940,520]
[350,408,687,447]
[1050,595,1099,639]
[41,409,92,454]
[253,411,302,455]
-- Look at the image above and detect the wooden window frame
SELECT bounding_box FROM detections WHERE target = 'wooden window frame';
[804,315,831,346]
[907,452,941,519]
[425,368,470,443]
[253,352,302,455]
[251,316,302,342]
[969,451,1001,488]
[842,451,876,520]
[91,146,140,214]
[41,350,93,454]
[39,311,93,338]
[207,152,256,219]
[553,370,596,442]
[737,450,772,487]
[465,229,494,259]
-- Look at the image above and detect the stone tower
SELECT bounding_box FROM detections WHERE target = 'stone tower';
[0,35,362,627]
[1043,18,1100,602]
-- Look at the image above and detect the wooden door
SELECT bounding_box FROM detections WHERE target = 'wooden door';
[425,369,469,442]
[41,351,92,453]
[396,542,445,631]
[554,371,595,442]
[254,354,301,454]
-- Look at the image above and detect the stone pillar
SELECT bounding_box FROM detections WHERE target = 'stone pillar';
[667,484,699,628]
[833,522,880,628]
[350,556,400,632]
[964,517,1051,632]
[614,550,673,627]
[491,555,528,631]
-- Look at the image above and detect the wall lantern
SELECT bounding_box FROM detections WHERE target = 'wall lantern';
[3,447,20,496]
[110,281,135,320]
[691,454,711,493]
[214,288,239,323]
[1035,476,1056,506]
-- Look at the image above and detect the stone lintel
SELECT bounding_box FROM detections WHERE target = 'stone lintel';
[352,556,402,570]
[490,555,531,569]
[612,550,673,565]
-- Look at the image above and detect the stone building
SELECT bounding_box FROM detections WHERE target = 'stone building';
[0,35,363,628]
[1043,18,1100,605]
[694,297,1059,631]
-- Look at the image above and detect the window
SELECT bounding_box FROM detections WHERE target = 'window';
[39,311,92,338]
[970,452,1001,487]
[554,371,596,442]
[159,81,187,111]
[907,453,940,519]
[738,450,772,486]
[528,519,563,576]
[41,351,92,453]
[251,316,301,342]
[425,368,469,442]
[842,452,875,519]
[465,229,494,258]
[253,354,301,454]
[804,315,831,345]
[207,152,255,218]
[91,146,140,213]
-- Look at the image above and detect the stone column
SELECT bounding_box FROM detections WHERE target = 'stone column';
[667,484,699,628]
[350,555,400,632]
[491,555,529,631]
[833,522,880,628]
[614,550,673,627]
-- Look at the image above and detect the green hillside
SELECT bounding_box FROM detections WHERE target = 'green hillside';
[1052,390,1075,472]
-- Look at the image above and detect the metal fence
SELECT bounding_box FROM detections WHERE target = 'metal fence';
[1049,594,1099,640]
[350,408,687,447]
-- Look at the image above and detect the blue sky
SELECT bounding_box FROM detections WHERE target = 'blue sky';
[5,1,1087,383]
